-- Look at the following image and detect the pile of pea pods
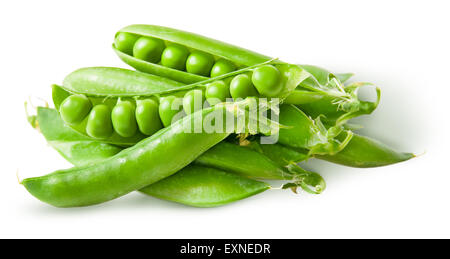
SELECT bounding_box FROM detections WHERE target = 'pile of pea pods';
[23,25,414,208]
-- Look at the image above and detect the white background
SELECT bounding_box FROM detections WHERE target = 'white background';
[0,0,448,238]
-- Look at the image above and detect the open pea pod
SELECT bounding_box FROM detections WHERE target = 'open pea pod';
[113,24,370,113]
[54,62,308,146]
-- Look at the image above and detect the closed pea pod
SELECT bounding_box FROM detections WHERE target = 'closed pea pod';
[31,107,323,207]
[205,80,231,105]
[135,99,163,135]
[316,133,415,168]
[114,24,271,84]
[86,104,113,139]
[111,100,138,137]
[32,108,273,207]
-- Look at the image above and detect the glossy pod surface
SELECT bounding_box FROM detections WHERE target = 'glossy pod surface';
[140,165,270,208]
[277,104,353,156]
[31,107,321,207]
[22,106,232,207]
[317,133,415,168]
[114,24,271,84]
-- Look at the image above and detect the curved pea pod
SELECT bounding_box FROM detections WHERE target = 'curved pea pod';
[240,137,308,167]
[140,165,270,208]
[114,24,271,84]
[114,25,375,114]
[277,104,353,156]
[53,85,148,146]
[316,133,415,168]
[34,109,270,207]
[22,103,237,207]
[62,67,184,97]
[195,141,292,180]
[27,107,325,207]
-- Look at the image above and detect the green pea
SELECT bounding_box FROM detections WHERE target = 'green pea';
[229,74,259,99]
[136,99,163,135]
[210,59,236,78]
[205,81,231,105]
[183,89,205,115]
[86,104,113,139]
[161,44,189,70]
[111,100,138,138]
[114,32,140,56]
[186,51,215,76]
[252,65,282,97]
[133,37,165,63]
[159,96,183,127]
[59,94,92,125]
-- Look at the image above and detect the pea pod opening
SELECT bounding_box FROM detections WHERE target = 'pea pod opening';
[22,102,242,207]
[113,24,379,122]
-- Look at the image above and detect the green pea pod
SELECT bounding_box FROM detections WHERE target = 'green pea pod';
[54,62,308,146]
[63,67,184,97]
[29,107,323,207]
[22,103,237,207]
[36,107,122,165]
[115,24,271,84]
[114,25,372,113]
[316,133,415,168]
[139,165,270,208]
[33,107,269,207]
[53,85,148,146]
[278,104,353,156]
[286,65,381,125]
[35,107,322,184]
[336,73,354,83]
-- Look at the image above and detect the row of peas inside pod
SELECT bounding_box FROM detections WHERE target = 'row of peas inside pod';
[115,31,287,98]
[115,31,237,78]
[55,60,305,143]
